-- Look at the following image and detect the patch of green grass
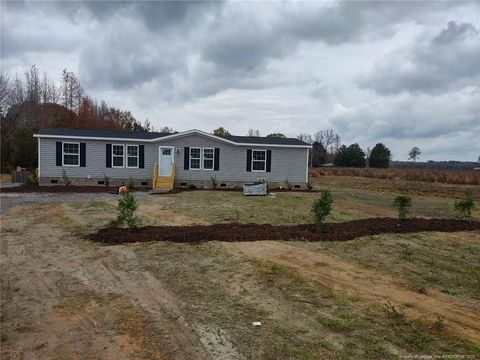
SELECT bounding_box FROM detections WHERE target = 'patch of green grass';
[292,231,480,300]
[133,241,478,359]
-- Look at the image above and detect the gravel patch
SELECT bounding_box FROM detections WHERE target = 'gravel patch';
[0,192,150,213]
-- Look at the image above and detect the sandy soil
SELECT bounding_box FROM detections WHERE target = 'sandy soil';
[0,205,213,360]
[224,241,480,343]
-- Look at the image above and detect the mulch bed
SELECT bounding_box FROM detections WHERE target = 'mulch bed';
[0,185,150,194]
[88,218,480,244]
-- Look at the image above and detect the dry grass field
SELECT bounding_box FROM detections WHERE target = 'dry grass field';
[310,167,480,185]
[1,176,479,359]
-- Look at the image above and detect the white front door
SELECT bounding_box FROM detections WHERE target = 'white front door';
[159,147,173,176]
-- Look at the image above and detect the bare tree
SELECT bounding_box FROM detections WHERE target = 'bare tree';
[0,73,10,115]
[297,133,313,144]
[314,129,337,149]
[159,126,175,133]
[25,65,40,103]
[40,72,49,103]
[13,74,24,104]
[247,128,261,137]
[49,80,60,103]
[61,68,83,113]
[333,134,341,153]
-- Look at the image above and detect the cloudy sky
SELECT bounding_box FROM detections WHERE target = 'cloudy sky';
[1,1,479,161]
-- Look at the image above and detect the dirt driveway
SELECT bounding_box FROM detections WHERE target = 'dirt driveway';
[0,192,149,213]
[1,204,213,360]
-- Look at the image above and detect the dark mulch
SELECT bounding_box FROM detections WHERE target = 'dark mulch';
[0,185,149,194]
[88,218,480,244]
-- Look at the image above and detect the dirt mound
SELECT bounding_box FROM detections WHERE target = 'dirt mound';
[0,185,149,194]
[89,218,480,244]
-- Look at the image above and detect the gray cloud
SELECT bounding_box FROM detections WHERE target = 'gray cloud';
[359,21,480,95]
[2,0,480,161]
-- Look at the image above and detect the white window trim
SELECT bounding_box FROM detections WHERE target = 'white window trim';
[202,147,215,171]
[190,147,201,170]
[126,145,139,169]
[251,149,267,172]
[62,141,80,167]
[112,144,125,168]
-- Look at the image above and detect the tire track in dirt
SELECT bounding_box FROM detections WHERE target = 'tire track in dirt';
[224,241,480,343]
[0,206,213,360]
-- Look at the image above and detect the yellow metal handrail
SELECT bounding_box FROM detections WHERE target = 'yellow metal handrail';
[152,162,158,189]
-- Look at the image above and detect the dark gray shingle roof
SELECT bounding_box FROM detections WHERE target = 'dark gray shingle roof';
[35,128,311,146]
[35,128,170,139]
[220,135,309,146]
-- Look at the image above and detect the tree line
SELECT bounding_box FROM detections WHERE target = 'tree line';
[1,65,151,170]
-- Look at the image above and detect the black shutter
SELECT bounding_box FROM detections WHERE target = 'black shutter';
[266,150,271,172]
[184,147,190,170]
[139,145,145,168]
[214,148,220,171]
[246,149,252,172]
[80,143,86,167]
[106,144,112,168]
[56,142,62,166]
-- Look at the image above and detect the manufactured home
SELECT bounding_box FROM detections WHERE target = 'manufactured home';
[34,129,312,191]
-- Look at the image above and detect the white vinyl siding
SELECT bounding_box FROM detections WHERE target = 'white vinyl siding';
[62,142,80,166]
[190,147,201,170]
[39,134,308,183]
[127,145,139,168]
[252,150,266,172]
[112,144,124,168]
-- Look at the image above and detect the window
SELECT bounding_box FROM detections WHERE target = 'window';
[190,147,201,169]
[203,148,214,170]
[252,150,266,172]
[112,144,124,167]
[63,142,79,166]
[127,145,139,168]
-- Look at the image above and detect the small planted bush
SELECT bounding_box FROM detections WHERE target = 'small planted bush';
[62,169,71,186]
[454,191,475,220]
[127,175,135,190]
[312,189,333,232]
[306,180,313,191]
[284,178,292,190]
[103,173,110,187]
[393,195,412,220]
[210,176,217,189]
[112,192,141,230]
[25,173,37,186]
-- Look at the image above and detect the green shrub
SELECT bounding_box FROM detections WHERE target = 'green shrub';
[393,195,412,220]
[112,192,141,230]
[103,173,110,187]
[307,180,313,191]
[454,191,475,220]
[127,176,135,190]
[312,189,333,232]
[62,169,71,186]
[284,178,292,190]
[210,176,217,189]
[25,173,37,186]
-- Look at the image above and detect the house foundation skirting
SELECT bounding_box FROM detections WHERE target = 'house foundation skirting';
[39,177,307,190]
[39,177,151,188]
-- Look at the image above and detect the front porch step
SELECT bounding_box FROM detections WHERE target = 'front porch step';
[150,188,172,194]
